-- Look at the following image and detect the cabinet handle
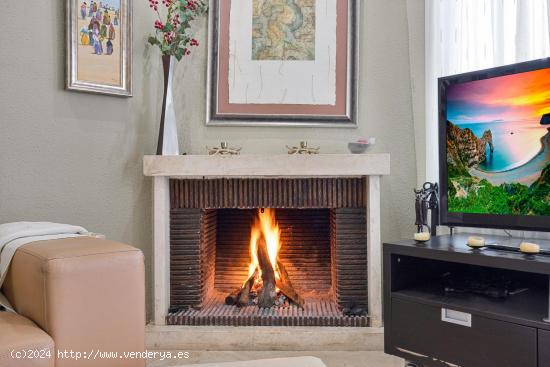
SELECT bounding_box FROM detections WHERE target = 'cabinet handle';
[441,308,472,327]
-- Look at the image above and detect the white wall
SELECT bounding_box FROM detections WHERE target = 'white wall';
[0,0,422,319]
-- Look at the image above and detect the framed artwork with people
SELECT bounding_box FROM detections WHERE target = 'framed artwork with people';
[66,0,132,96]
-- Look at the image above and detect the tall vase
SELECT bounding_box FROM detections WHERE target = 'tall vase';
[156,55,180,155]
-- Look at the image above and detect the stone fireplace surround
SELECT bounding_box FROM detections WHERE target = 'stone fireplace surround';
[144,154,390,346]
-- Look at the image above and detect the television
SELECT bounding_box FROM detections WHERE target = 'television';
[439,58,550,231]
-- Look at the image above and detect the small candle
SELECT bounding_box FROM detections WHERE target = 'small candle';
[467,236,486,248]
[520,242,540,254]
[414,232,431,242]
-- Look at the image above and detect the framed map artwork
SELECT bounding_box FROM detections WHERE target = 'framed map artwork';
[206,0,359,127]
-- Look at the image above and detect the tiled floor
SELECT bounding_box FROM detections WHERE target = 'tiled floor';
[147,351,403,367]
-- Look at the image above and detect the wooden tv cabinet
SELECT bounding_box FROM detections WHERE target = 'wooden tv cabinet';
[384,234,550,367]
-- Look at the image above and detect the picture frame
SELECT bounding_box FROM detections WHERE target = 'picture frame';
[206,0,359,127]
[66,0,132,97]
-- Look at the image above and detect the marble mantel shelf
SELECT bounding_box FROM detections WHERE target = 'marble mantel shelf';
[145,153,390,329]
[143,154,390,178]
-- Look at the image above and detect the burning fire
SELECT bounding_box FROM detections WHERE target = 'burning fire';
[225,207,304,309]
[247,208,281,285]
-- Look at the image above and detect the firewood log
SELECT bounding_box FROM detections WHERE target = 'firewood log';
[225,288,241,305]
[276,260,305,309]
[236,270,256,307]
[257,235,277,308]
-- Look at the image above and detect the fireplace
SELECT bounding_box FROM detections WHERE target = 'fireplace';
[167,178,369,327]
[145,154,389,329]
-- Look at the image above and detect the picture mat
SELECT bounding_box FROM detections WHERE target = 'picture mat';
[228,0,336,105]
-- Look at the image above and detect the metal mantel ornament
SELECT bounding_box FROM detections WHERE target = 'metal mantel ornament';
[287,141,320,155]
[207,142,241,155]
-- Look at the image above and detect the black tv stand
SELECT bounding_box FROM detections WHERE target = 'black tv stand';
[384,233,550,367]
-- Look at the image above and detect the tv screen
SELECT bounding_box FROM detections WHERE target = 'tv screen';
[439,58,550,231]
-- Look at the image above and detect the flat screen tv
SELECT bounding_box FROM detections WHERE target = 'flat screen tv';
[439,58,550,231]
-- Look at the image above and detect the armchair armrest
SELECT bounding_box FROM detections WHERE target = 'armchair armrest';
[2,237,145,367]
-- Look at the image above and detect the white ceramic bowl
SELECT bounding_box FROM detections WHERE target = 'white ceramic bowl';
[348,142,369,154]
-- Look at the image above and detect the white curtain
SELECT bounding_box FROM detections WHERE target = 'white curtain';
[424,0,550,237]
[426,0,550,182]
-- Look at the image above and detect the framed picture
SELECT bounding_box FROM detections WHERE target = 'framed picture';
[66,0,132,96]
[206,0,359,127]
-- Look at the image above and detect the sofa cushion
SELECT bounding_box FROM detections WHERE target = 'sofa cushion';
[0,312,54,367]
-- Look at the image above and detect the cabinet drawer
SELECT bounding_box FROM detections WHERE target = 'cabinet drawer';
[390,298,537,367]
[539,330,550,367]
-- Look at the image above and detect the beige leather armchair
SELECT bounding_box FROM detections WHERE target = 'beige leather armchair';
[0,237,145,367]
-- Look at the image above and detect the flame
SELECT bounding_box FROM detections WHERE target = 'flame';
[246,208,281,286]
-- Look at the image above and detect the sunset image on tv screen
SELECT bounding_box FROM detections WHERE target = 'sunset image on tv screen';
[446,67,550,216]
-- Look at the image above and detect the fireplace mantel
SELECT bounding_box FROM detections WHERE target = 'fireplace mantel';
[143,154,390,178]
[144,154,390,329]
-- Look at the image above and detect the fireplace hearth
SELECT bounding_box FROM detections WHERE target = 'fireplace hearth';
[168,178,369,327]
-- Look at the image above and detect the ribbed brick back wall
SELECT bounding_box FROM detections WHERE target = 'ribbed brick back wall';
[168,178,368,318]
[331,208,368,309]
[169,178,366,209]
[170,209,216,309]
